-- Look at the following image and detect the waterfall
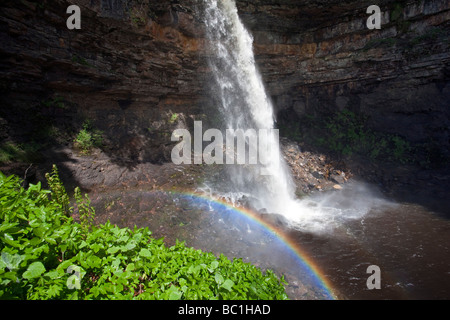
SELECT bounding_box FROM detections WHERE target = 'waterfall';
[201,0,303,219]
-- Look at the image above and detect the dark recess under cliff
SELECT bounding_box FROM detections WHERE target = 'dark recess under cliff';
[0,0,449,212]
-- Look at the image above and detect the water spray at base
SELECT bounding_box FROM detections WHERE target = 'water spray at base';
[200,0,396,233]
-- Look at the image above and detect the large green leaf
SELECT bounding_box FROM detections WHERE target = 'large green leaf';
[167,286,183,300]
[1,252,24,271]
[2,233,21,248]
[139,248,152,258]
[221,279,235,292]
[22,261,46,279]
[86,255,102,268]
[214,273,224,285]
[107,246,120,254]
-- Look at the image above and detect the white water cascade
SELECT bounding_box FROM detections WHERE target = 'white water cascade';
[200,0,394,234]
[202,0,304,220]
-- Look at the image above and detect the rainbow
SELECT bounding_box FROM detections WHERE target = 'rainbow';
[165,188,339,300]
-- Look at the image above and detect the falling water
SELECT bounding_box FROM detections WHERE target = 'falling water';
[200,0,394,234]
[202,0,303,218]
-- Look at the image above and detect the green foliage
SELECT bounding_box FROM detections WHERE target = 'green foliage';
[74,129,93,153]
[389,2,414,34]
[169,113,179,124]
[0,142,41,165]
[390,3,404,22]
[0,169,288,300]
[0,142,25,164]
[286,109,412,163]
[45,165,70,216]
[41,96,66,110]
[74,187,95,236]
[128,0,148,27]
[74,120,103,154]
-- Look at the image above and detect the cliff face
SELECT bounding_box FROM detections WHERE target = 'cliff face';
[0,0,209,165]
[235,0,450,162]
[0,0,449,171]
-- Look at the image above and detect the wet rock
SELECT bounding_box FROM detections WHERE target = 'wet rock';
[330,173,346,185]
[311,171,324,180]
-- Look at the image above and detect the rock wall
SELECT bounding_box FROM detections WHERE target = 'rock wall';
[0,0,209,165]
[236,0,450,162]
[0,0,449,170]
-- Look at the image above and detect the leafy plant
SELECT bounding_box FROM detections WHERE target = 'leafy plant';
[0,168,288,300]
[42,96,66,109]
[73,121,103,154]
[169,112,179,124]
[45,164,70,215]
[74,187,95,236]
[391,136,411,163]
[390,3,404,22]
[286,109,413,163]
[74,129,93,153]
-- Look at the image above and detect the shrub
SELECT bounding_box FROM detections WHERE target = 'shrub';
[73,121,103,154]
[74,128,93,153]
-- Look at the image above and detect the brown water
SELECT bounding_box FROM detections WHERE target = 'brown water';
[88,181,450,300]
[307,202,450,299]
